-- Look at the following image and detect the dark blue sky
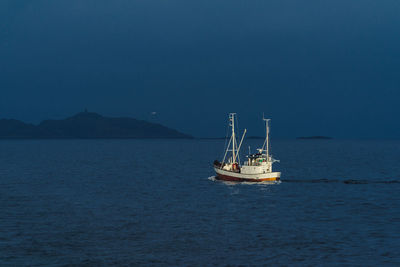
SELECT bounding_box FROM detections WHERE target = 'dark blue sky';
[1,0,400,138]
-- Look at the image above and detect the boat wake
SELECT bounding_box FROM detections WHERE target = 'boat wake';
[208,176,217,182]
[208,176,281,185]
[285,178,400,184]
[208,176,400,185]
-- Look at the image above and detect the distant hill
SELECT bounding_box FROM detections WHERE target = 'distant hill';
[0,112,192,139]
[0,119,39,138]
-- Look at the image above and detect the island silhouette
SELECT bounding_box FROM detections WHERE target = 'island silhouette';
[0,111,192,139]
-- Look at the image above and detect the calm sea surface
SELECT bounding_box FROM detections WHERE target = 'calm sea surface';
[0,139,399,266]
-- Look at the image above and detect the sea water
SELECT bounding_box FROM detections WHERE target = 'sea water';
[0,139,399,266]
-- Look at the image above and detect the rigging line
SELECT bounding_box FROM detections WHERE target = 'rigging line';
[235,114,242,164]
[261,131,267,152]
[222,136,232,164]
[261,116,268,152]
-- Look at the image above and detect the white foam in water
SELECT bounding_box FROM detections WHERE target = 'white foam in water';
[207,176,281,186]
[207,176,217,181]
[240,180,281,185]
[207,176,237,186]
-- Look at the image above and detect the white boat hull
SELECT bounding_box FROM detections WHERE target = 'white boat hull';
[214,167,281,182]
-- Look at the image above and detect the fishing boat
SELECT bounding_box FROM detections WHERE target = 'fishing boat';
[213,113,281,182]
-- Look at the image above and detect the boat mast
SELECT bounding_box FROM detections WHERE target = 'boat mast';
[263,117,270,161]
[230,113,236,163]
[221,113,245,165]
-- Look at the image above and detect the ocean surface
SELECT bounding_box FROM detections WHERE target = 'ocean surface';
[0,139,399,266]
